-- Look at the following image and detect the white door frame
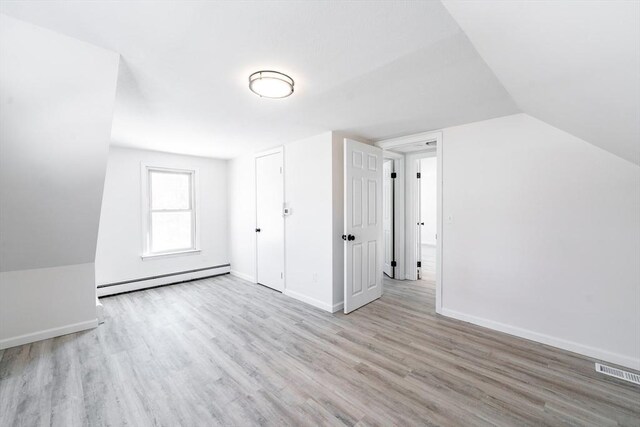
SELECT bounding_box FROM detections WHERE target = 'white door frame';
[254,146,285,292]
[375,131,443,314]
[382,159,394,278]
[382,151,405,280]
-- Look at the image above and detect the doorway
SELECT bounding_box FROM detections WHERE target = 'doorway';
[375,131,443,313]
[255,147,284,292]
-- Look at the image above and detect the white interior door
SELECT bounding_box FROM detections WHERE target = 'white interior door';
[255,150,284,292]
[344,139,383,313]
[383,159,394,278]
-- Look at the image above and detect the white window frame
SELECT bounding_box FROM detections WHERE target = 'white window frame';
[140,164,200,259]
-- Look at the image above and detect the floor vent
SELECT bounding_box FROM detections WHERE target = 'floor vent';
[595,363,640,385]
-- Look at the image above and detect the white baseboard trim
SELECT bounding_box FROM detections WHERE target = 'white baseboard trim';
[96,298,105,324]
[230,270,256,283]
[332,301,344,313]
[98,265,231,297]
[441,308,640,371]
[0,319,97,350]
[284,289,334,313]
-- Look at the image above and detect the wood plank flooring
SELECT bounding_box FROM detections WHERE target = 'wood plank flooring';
[421,244,436,280]
[1,274,639,426]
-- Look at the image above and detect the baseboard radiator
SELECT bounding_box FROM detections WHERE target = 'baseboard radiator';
[97,264,231,297]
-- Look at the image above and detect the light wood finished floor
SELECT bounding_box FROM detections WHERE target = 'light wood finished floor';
[421,244,436,279]
[1,274,639,426]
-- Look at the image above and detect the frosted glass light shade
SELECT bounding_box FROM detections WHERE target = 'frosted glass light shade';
[249,70,294,98]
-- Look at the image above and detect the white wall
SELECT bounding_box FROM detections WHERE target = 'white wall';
[0,264,98,348]
[420,157,437,246]
[284,133,335,310]
[441,113,640,369]
[95,147,229,287]
[0,15,119,348]
[229,132,343,312]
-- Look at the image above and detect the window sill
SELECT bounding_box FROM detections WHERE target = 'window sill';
[141,249,201,260]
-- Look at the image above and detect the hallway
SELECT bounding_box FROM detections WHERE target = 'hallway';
[420,243,436,281]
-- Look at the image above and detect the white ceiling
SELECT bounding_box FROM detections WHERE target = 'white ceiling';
[443,0,640,165]
[3,1,636,163]
[0,1,517,158]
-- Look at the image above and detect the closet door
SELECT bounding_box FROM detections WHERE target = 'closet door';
[255,149,284,292]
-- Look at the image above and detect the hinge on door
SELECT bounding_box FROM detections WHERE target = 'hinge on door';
[417,172,421,179]
[281,272,283,279]
[390,172,397,179]
[417,261,422,268]
[391,261,397,267]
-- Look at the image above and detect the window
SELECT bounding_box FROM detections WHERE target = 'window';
[143,166,198,256]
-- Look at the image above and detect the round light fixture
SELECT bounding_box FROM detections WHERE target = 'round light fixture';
[249,70,294,99]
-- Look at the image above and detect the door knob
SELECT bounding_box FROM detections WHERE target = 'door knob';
[341,234,347,240]
[348,234,355,241]
[256,228,261,232]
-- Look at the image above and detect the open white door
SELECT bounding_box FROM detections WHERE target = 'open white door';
[383,159,394,278]
[344,139,383,314]
[255,149,284,292]
[416,159,422,280]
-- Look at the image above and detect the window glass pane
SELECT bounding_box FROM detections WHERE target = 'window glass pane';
[151,211,192,253]
[150,171,190,210]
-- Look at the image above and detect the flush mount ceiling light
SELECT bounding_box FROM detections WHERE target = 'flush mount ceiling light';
[249,70,294,99]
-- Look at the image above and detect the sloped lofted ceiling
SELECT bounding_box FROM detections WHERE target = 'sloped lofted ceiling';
[443,0,640,165]
[3,2,636,163]
[0,14,119,271]
[0,1,517,158]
